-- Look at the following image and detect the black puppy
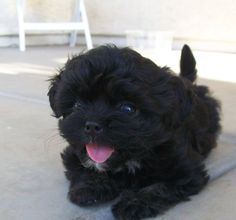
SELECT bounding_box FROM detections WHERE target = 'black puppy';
[48,45,221,220]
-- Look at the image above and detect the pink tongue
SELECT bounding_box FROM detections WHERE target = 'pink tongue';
[86,144,114,163]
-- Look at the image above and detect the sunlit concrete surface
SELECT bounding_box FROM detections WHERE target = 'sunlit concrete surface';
[0,46,236,220]
[139,49,236,83]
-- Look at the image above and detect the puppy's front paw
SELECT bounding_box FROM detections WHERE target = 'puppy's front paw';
[112,192,157,220]
[68,186,99,206]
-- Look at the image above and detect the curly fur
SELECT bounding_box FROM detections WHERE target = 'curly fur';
[48,44,221,220]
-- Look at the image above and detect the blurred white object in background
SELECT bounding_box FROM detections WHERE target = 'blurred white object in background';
[126,30,173,65]
[17,0,93,51]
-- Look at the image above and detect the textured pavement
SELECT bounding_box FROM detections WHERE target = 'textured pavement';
[0,47,236,220]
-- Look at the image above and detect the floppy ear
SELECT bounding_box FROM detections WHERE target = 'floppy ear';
[180,44,197,83]
[47,74,62,118]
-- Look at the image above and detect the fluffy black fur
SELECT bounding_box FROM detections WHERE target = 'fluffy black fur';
[48,44,221,220]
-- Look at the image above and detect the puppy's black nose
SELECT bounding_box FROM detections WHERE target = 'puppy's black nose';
[84,121,103,135]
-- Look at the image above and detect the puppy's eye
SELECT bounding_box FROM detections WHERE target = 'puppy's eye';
[74,101,82,109]
[119,103,136,113]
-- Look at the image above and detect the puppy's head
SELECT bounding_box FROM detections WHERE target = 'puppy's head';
[48,45,195,173]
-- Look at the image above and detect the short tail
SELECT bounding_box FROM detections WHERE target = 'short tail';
[180,44,197,83]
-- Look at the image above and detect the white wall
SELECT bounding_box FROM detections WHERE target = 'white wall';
[86,0,236,41]
[0,0,235,51]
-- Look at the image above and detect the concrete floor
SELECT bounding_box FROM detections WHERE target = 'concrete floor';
[0,46,236,220]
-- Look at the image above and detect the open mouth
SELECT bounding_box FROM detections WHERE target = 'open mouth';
[85,143,114,163]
